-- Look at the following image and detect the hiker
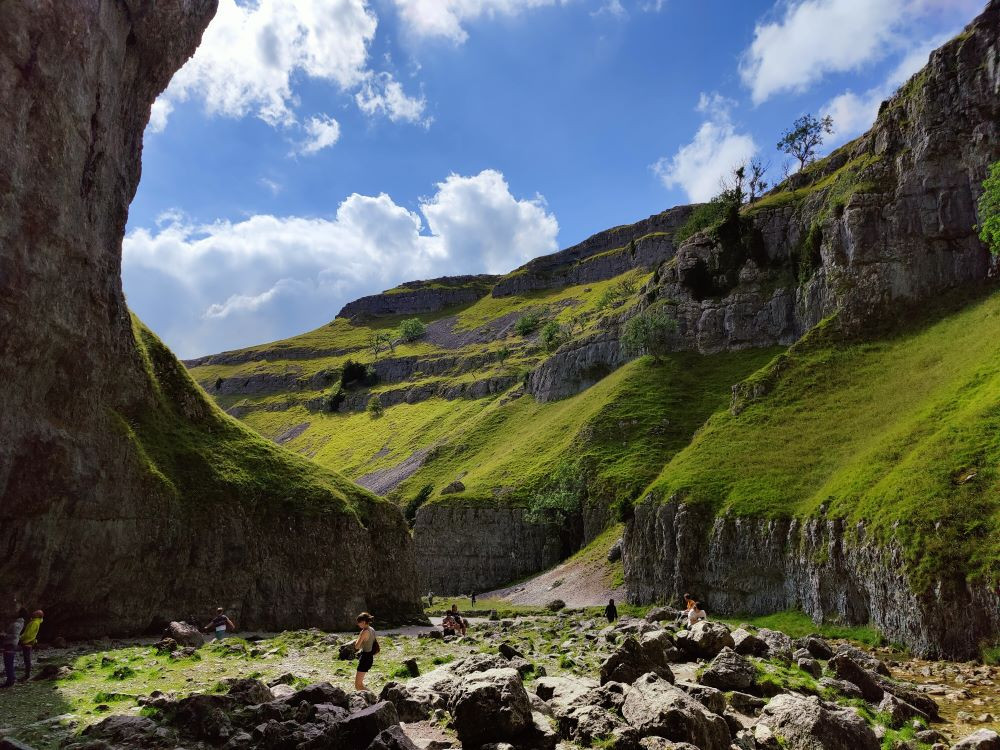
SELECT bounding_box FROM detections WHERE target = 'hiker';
[687,600,707,627]
[427,591,434,607]
[604,597,618,623]
[441,614,457,637]
[449,604,467,636]
[1,608,27,688]
[19,610,43,682]
[205,608,236,641]
[353,612,378,691]
[470,592,477,608]
[678,593,696,627]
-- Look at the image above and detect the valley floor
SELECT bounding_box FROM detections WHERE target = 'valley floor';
[0,607,996,749]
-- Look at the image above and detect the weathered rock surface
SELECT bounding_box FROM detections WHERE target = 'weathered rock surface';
[599,632,675,685]
[675,621,736,659]
[698,647,759,694]
[756,694,879,750]
[0,0,422,637]
[449,668,533,748]
[338,275,499,320]
[413,504,561,594]
[621,672,731,750]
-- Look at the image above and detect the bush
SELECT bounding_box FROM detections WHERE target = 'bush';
[978,160,1000,256]
[324,384,345,412]
[514,311,543,336]
[620,304,677,362]
[595,273,641,312]
[675,197,730,244]
[525,463,583,525]
[366,395,384,419]
[398,318,427,342]
[341,359,368,386]
[546,599,566,612]
[404,484,434,527]
[540,321,565,353]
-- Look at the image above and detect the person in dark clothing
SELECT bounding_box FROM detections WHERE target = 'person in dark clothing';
[204,608,236,641]
[604,598,618,623]
[470,592,477,608]
[354,612,378,691]
[449,605,468,635]
[1,609,27,688]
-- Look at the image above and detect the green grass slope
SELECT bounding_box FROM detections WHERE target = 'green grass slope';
[121,316,383,519]
[643,291,1000,588]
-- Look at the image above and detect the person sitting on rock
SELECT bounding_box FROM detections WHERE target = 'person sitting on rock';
[1,608,27,689]
[442,615,457,637]
[353,612,378,691]
[687,600,707,627]
[449,605,468,636]
[205,608,235,641]
[18,610,43,682]
[604,598,618,623]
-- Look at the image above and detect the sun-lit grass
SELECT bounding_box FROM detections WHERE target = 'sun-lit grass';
[719,609,882,647]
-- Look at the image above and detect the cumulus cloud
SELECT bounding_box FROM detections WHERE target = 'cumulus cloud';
[738,0,973,105]
[122,170,558,357]
[355,72,430,124]
[296,114,342,155]
[391,0,569,43]
[162,0,377,128]
[651,94,757,203]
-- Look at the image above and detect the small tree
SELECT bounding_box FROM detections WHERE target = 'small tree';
[495,345,511,369]
[368,331,392,361]
[777,114,833,171]
[540,321,565,353]
[748,157,770,203]
[978,160,1000,256]
[514,311,543,336]
[620,305,677,363]
[398,318,426,342]
[719,163,746,206]
[366,394,384,419]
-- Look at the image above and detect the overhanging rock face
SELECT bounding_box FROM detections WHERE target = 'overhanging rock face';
[0,0,423,637]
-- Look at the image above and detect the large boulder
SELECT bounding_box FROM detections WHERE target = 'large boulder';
[676,621,735,659]
[339,701,400,749]
[756,694,879,750]
[600,633,675,685]
[557,704,628,746]
[698,647,760,694]
[366,725,419,750]
[171,694,236,742]
[379,681,446,722]
[621,672,731,750]
[449,668,533,747]
[952,730,1000,750]
[166,621,205,648]
[877,693,929,728]
[534,675,599,717]
[756,629,793,661]
[828,654,938,719]
[731,628,769,657]
[833,645,889,676]
[225,678,274,705]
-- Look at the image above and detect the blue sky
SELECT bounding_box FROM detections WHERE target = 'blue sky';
[123,0,983,357]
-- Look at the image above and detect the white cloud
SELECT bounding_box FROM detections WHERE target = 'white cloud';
[391,0,569,43]
[355,72,430,125]
[122,170,558,357]
[149,98,173,133]
[296,114,342,155]
[740,0,912,105]
[258,177,283,195]
[640,0,666,10]
[820,29,956,142]
[155,0,376,129]
[651,93,758,203]
[593,0,627,18]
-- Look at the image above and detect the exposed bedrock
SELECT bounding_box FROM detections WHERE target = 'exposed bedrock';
[623,500,1000,659]
[337,275,500,320]
[412,505,563,594]
[0,0,422,637]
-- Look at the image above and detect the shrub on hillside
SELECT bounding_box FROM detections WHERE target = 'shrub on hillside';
[540,321,566,353]
[978,160,1000,256]
[514,311,543,336]
[404,484,434,527]
[621,304,677,363]
[674,197,731,245]
[366,395,384,419]
[324,384,345,412]
[398,318,427,342]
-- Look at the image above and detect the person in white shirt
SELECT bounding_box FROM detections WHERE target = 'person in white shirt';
[687,601,707,627]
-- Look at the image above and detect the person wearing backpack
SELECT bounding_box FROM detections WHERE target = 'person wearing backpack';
[353,612,379,690]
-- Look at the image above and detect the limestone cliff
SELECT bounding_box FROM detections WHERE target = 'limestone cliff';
[0,0,423,637]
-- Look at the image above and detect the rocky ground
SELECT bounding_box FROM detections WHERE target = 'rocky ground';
[0,609,996,750]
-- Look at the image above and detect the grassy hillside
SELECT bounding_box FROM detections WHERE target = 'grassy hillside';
[120,317,382,518]
[643,290,1000,587]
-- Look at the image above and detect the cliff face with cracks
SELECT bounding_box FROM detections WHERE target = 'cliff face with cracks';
[0,1,423,637]
[624,500,1000,659]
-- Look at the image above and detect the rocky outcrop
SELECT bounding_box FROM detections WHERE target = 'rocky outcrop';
[337,275,499,320]
[0,0,422,638]
[623,499,1000,659]
[412,503,561,594]
[492,206,695,297]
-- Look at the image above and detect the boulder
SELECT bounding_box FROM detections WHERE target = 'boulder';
[675,682,727,715]
[440,480,466,495]
[797,657,822,678]
[646,606,682,623]
[621,673,731,750]
[339,701,400,749]
[799,636,834,660]
[171,694,236,742]
[288,682,350,708]
[449,668,533,747]
[366,725,419,750]
[699,647,759,694]
[833,645,890,676]
[153,638,178,654]
[165,621,205,648]
[608,537,624,562]
[402,658,419,678]
[557,704,628,745]
[732,628,769,657]
[757,693,879,750]
[600,634,675,685]
[828,654,884,703]
[951,730,1000,750]
[877,693,929,728]
[76,715,170,747]
[728,691,767,716]
[818,678,864,700]
[339,642,358,660]
[379,681,446,722]
[224,678,274,705]
[534,675,599,717]
[676,621,735,659]
[499,642,525,660]
[756,629,793,661]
